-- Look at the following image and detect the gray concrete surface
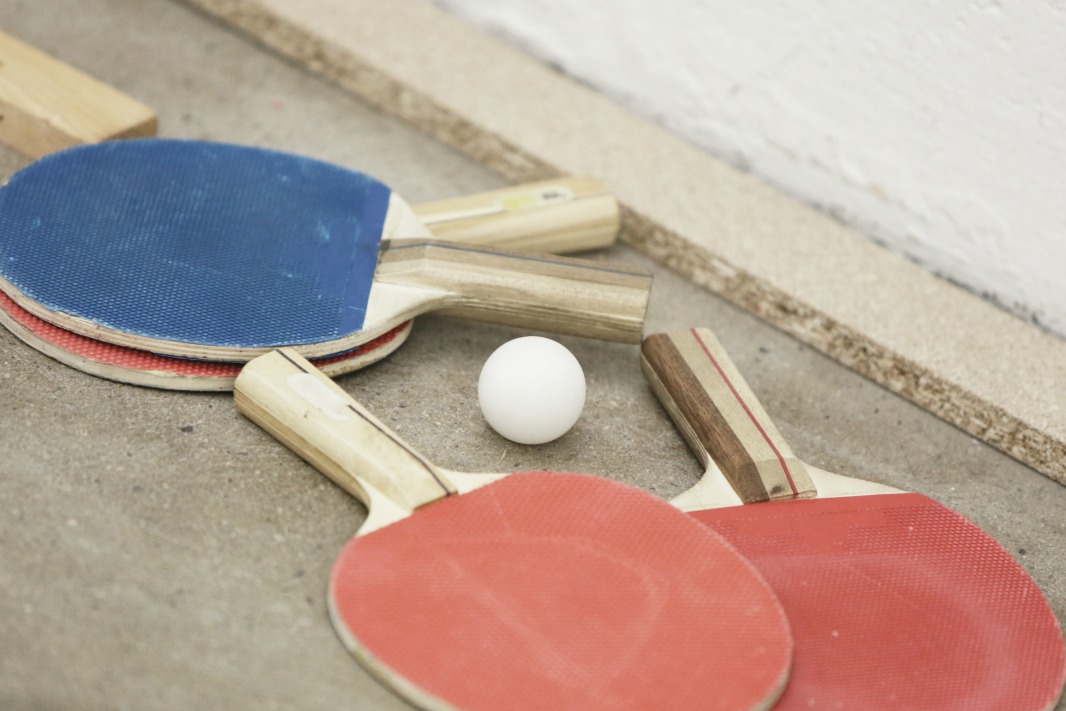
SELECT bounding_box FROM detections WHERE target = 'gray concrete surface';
[1,1,1063,709]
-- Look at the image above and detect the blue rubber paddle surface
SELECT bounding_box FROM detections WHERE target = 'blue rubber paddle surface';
[0,139,390,348]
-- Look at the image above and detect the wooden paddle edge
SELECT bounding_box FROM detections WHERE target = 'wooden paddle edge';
[0,285,413,390]
[326,572,460,711]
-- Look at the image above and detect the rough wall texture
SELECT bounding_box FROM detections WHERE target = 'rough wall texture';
[436,0,1066,337]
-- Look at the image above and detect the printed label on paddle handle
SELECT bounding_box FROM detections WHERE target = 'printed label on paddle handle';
[496,185,575,211]
[424,186,577,224]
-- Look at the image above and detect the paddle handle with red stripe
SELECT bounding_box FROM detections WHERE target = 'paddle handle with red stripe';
[641,327,816,504]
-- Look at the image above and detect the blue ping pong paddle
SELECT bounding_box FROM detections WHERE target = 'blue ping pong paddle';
[0,139,650,362]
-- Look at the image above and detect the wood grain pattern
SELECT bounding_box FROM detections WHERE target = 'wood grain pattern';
[234,348,503,534]
[235,348,451,530]
[415,176,619,254]
[371,240,650,347]
[0,29,156,157]
[642,329,815,504]
[645,326,901,507]
[177,0,1066,487]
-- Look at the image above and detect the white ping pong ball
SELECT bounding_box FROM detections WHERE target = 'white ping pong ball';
[478,336,586,445]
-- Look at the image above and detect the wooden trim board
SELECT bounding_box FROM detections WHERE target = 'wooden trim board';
[0,30,157,158]
[180,0,1066,486]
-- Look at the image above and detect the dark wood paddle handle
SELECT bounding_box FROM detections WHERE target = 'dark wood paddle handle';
[641,327,815,504]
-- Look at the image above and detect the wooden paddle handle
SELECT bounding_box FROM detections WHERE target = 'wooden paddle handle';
[234,348,453,525]
[641,328,815,503]
[414,176,619,254]
[376,241,651,343]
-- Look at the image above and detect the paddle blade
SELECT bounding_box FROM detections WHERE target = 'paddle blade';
[0,138,389,348]
[693,494,1066,710]
[330,471,793,711]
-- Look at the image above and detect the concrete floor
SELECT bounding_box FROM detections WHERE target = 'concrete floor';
[1,1,1063,709]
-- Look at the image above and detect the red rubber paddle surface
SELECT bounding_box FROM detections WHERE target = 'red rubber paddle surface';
[692,493,1066,710]
[0,290,409,378]
[330,472,791,711]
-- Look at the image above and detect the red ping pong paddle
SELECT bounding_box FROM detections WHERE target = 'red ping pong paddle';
[642,327,1066,710]
[0,175,623,389]
[234,348,793,711]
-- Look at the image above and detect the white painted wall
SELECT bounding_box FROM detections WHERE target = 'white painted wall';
[434,0,1066,337]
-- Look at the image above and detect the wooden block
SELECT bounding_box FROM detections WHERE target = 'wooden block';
[0,29,157,158]
[178,0,1066,487]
